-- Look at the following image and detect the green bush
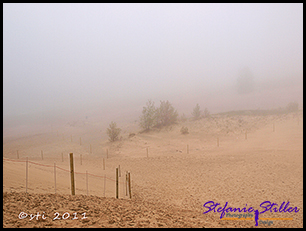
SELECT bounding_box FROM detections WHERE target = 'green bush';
[139,100,179,130]
[156,100,178,127]
[106,121,121,142]
[139,99,157,131]
[180,126,189,134]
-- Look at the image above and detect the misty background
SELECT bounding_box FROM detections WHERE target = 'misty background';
[3,3,303,136]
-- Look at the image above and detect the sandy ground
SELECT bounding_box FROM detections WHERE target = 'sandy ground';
[3,111,303,228]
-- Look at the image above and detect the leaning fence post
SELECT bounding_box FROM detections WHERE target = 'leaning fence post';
[116,167,119,199]
[69,153,75,195]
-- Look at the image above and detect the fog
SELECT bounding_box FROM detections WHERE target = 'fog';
[3,3,303,135]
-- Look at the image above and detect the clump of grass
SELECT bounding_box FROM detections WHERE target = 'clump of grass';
[180,126,189,134]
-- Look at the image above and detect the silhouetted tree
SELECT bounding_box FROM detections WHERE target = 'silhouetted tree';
[192,103,202,120]
[203,107,210,118]
[180,113,187,122]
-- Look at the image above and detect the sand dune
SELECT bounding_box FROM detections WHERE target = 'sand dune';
[3,111,303,227]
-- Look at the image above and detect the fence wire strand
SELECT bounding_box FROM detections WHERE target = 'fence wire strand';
[3,157,126,188]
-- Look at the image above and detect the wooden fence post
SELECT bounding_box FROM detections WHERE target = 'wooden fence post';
[128,172,131,199]
[103,158,105,170]
[125,171,128,196]
[26,157,28,193]
[86,170,88,196]
[41,150,43,160]
[116,167,119,199]
[104,174,106,197]
[54,162,56,194]
[122,174,125,198]
[17,150,19,159]
[69,153,75,195]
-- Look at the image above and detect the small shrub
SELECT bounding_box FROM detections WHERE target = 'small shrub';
[139,99,157,131]
[106,121,121,142]
[180,126,189,134]
[139,99,179,131]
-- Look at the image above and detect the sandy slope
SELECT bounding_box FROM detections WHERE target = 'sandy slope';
[3,111,303,227]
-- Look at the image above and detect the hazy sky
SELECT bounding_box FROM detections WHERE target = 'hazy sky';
[3,3,303,117]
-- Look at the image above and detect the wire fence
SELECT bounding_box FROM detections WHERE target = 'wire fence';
[3,157,131,199]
